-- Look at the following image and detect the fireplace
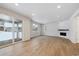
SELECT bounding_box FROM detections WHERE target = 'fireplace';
[60,32,66,36]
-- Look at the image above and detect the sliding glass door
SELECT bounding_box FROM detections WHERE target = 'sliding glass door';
[0,14,22,47]
[0,14,13,46]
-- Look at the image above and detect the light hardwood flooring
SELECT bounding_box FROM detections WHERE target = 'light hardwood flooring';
[0,36,79,56]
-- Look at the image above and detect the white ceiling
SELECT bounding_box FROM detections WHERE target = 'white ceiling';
[0,3,79,24]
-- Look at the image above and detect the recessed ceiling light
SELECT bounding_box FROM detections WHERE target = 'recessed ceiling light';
[57,16,60,18]
[57,5,61,8]
[15,3,19,6]
[32,13,36,16]
[33,24,35,26]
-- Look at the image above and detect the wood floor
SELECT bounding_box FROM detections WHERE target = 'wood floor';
[0,36,79,56]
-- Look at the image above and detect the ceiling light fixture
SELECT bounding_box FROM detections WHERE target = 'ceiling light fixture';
[32,13,36,16]
[15,3,19,6]
[57,5,61,8]
[57,16,60,18]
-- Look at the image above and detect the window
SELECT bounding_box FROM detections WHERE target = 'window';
[32,23,38,31]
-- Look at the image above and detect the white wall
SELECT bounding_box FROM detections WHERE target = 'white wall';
[22,19,31,41]
[71,16,79,43]
[43,20,71,37]
[58,20,71,29]
[69,18,77,43]
[76,17,79,43]
[40,24,44,35]
[43,22,58,36]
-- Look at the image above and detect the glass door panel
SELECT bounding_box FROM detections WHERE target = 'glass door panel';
[0,14,13,47]
[0,14,23,48]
